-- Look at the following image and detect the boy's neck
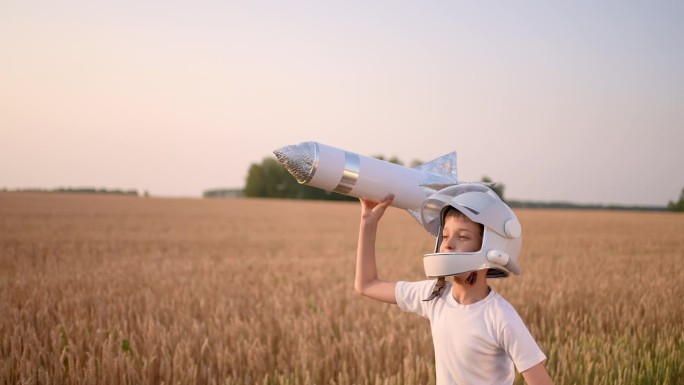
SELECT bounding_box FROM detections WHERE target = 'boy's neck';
[450,276,490,305]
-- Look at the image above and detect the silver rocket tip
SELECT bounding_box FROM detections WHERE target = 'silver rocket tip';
[273,142,318,184]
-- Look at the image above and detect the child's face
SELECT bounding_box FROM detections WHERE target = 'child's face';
[439,215,483,253]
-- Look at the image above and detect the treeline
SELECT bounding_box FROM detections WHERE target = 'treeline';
[203,188,244,198]
[2,187,140,196]
[507,200,667,212]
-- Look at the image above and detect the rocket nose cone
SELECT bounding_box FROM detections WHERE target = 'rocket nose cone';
[273,141,318,184]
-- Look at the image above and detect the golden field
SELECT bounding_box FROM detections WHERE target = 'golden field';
[1,192,682,385]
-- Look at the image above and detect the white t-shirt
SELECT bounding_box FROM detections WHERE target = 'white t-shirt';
[396,280,546,385]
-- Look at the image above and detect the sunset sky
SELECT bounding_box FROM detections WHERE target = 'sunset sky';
[2,1,682,206]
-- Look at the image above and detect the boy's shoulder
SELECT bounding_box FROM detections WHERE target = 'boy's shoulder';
[488,290,515,308]
[397,279,438,293]
[483,290,527,329]
[395,280,443,315]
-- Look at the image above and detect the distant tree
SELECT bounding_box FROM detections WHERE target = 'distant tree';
[373,155,404,165]
[667,188,684,212]
[261,157,299,198]
[409,159,424,168]
[244,157,304,198]
[244,162,268,197]
[387,156,403,166]
[481,176,505,201]
[244,157,355,201]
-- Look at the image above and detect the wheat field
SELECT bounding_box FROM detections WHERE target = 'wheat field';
[1,193,682,385]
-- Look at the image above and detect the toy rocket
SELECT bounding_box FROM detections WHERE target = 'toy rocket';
[273,141,459,218]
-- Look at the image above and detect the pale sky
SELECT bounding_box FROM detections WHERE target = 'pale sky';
[1,1,682,206]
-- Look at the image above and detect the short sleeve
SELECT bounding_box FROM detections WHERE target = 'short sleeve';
[500,307,547,373]
[395,280,435,318]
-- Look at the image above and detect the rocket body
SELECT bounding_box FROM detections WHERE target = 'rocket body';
[274,141,458,211]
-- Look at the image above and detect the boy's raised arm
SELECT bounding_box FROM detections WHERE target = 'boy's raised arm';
[354,195,398,304]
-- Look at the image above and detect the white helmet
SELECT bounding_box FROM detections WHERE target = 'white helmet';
[420,183,522,279]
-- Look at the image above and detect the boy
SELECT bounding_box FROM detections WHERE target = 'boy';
[354,184,553,385]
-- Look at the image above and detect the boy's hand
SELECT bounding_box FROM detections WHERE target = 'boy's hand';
[360,194,394,225]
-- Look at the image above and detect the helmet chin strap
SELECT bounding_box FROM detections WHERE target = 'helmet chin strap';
[464,271,477,286]
[423,277,446,301]
[423,271,479,301]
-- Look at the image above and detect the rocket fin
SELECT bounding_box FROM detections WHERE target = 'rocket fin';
[407,152,459,230]
[413,152,458,181]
